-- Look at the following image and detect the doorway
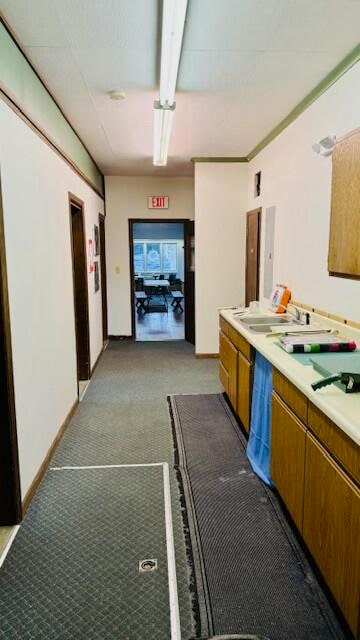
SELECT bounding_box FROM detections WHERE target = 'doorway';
[69,195,91,388]
[245,208,262,307]
[129,219,195,342]
[0,176,22,525]
[184,220,195,345]
[99,214,108,343]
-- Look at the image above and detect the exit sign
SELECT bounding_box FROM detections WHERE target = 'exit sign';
[148,196,169,209]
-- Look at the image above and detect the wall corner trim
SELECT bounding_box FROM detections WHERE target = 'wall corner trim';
[247,44,360,161]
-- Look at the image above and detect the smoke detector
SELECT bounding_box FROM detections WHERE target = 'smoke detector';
[108,90,126,101]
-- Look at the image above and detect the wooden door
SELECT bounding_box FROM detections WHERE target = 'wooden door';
[70,199,90,382]
[184,220,195,344]
[303,433,360,636]
[237,351,252,432]
[271,393,306,532]
[245,208,261,306]
[99,214,108,342]
[0,177,22,524]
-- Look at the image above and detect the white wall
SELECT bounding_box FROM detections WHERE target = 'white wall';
[105,176,194,335]
[0,99,104,497]
[247,61,360,322]
[195,163,249,354]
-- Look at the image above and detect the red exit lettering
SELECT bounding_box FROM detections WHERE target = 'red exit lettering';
[148,196,169,209]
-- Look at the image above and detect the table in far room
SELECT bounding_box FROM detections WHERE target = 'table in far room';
[143,279,170,311]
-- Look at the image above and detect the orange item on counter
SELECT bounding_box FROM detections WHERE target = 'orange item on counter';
[270,284,292,314]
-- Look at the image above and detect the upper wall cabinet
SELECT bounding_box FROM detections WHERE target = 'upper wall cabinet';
[328,128,360,278]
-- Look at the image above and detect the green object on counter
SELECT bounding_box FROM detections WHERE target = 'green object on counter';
[310,353,360,392]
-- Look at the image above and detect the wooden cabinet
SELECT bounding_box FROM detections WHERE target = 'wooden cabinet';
[273,369,308,423]
[219,330,237,409]
[237,351,252,432]
[219,317,253,429]
[219,317,360,635]
[308,403,360,484]
[328,128,360,278]
[303,433,360,637]
[271,392,307,532]
[271,367,360,635]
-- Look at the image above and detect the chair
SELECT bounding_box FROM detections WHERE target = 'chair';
[168,273,177,290]
[175,278,183,292]
[135,277,144,292]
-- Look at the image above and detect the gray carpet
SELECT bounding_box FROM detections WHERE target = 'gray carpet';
[169,393,349,640]
[0,340,220,639]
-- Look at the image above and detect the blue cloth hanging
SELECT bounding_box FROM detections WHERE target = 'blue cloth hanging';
[247,351,274,486]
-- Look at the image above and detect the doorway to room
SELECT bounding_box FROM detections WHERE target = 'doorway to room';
[69,195,91,392]
[99,213,108,344]
[129,219,194,343]
[0,176,22,526]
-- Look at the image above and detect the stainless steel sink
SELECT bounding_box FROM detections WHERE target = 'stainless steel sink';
[236,315,301,326]
[234,314,303,334]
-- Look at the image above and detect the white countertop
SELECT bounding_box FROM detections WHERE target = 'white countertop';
[220,307,360,446]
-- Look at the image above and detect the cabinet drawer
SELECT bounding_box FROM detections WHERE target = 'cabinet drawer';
[219,316,251,360]
[308,404,360,485]
[303,433,360,637]
[273,369,308,424]
[271,392,307,532]
[237,351,252,432]
[219,331,238,409]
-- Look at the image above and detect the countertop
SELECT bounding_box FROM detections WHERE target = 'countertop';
[220,307,360,446]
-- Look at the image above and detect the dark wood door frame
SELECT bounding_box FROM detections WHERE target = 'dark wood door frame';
[0,176,22,525]
[245,207,262,307]
[184,220,195,345]
[128,218,192,340]
[69,193,91,384]
[99,213,108,343]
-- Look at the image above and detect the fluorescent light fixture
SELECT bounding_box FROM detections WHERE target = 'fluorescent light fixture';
[153,101,175,166]
[160,0,188,107]
[153,0,188,166]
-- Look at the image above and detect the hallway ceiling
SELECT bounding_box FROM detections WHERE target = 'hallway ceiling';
[1,0,360,177]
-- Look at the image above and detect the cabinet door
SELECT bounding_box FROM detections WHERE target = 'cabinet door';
[219,360,229,396]
[237,351,251,432]
[219,330,237,409]
[270,392,307,532]
[303,433,360,637]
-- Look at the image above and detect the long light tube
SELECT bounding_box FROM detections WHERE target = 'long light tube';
[153,101,175,166]
[153,0,188,166]
[160,0,188,107]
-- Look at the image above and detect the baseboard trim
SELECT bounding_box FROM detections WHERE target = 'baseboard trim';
[108,334,133,341]
[195,353,219,359]
[90,344,105,376]
[22,399,79,514]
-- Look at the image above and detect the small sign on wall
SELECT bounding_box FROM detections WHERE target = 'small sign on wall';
[148,196,169,209]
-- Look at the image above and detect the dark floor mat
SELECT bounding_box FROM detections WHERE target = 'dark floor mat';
[0,466,171,640]
[169,393,349,640]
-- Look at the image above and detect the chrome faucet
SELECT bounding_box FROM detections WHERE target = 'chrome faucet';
[278,304,310,325]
